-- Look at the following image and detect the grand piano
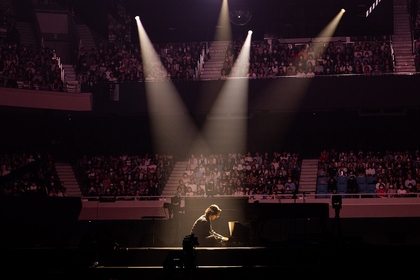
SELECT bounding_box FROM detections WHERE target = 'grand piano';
[184,197,329,246]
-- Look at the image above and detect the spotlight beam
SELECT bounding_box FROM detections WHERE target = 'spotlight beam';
[135,16,203,157]
[317,9,346,39]
[197,31,253,154]
[214,0,232,42]
[314,9,346,59]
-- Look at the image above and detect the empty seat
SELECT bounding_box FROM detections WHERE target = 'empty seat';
[316,184,329,199]
[337,183,347,193]
[317,177,328,184]
[337,176,347,185]
[317,184,328,193]
[356,176,366,185]
[366,183,376,192]
[358,183,367,193]
[366,176,377,184]
[366,184,377,197]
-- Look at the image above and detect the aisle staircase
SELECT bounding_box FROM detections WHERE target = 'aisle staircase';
[76,24,97,52]
[392,0,416,73]
[298,159,318,195]
[200,41,230,80]
[61,64,80,93]
[55,162,82,197]
[161,161,188,197]
[15,21,37,47]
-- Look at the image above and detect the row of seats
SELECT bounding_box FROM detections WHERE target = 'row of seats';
[317,175,378,185]
[316,184,374,193]
[316,177,378,194]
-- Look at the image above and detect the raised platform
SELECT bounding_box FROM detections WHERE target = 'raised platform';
[3,197,420,248]
[2,196,420,278]
[4,241,417,279]
[78,195,420,221]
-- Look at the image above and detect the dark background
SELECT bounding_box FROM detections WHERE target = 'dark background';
[65,0,394,42]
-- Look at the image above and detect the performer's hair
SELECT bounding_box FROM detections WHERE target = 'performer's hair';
[205,204,222,217]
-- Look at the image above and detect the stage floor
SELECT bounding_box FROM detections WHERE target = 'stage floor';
[4,241,418,279]
[3,197,420,278]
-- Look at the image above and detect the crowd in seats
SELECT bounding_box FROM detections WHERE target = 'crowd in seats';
[76,40,205,86]
[76,0,205,85]
[77,150,301,199]
[76,34,396,86]
[75,0,206,84]
[74,0,420,84]
[5,147,420,200]
[220,35,394,79]
[0,4,64,91]
[175,151,301,198]
[107,0,132,45]
[77,153,174,198]
[316,148,420,197]
[0,151,66,197]
[0,40,65,91]
[0,4,15,40]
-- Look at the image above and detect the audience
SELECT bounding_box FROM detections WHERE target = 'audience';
[7,0,420,94]
[317,148,420,197]
[71,150,301,199]
[217,35,395,79]
[8,0,420,96]
[3,146,420,200]
[0,40,65,91]
[0,151,62,197]
[2,2,420,201]
[76,153,173,199]
[0,4,66,92]
[73,0,404,83]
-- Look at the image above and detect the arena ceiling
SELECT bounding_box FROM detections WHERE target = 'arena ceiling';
[121,0,393,42]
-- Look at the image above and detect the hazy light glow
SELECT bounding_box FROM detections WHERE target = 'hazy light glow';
[135,17,201,157]
[188,0,248,155]
[251,10,345,144]
[317,9,345,39]
[214,0,232,42]
[231,31,252,78]
[314,9,345,62]
[197,31,252,154]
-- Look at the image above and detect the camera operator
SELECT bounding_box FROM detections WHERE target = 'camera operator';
[190,204,229,246]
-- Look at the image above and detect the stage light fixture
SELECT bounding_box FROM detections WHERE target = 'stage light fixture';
[230,9,252,26]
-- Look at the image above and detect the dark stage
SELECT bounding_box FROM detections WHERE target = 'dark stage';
[2,197,420,279]
[4,243,417,279]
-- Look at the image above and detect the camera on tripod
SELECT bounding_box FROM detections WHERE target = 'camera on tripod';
[332,195,342,210]
[182,233,199,252]
[163,234,199,271]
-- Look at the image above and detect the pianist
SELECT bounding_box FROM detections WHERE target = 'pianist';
[190,204,229,246]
